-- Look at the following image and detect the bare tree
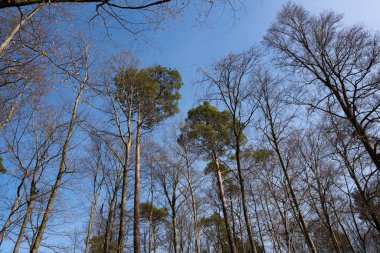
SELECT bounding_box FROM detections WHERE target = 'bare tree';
[12,113,66,253]
[295,128,355,252]
[177,125,203,253]
[29,40,90,253]
[265,3,380,174]
[83,137,106,253]
[153,147,184,253]
[255,69,318,253]
[201,47,261,253]
[0,106,62,249]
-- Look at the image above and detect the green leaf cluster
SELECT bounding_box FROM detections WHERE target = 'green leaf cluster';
[140,202,168,225]
[89,235,117,253]
[251,149,274,163]
[114,65,183,129]
[185,102,233,155]
[204,160,229,176]
[199,212,225,228]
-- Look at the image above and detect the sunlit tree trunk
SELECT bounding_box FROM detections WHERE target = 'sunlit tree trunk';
[103,167,122,253]
[212,152,237,253]
[0,4,45,59]
[180,137,201,253]
[84,193,97,253]
[13,163,41,253]
[0,174,26,246]
[84,154,104,253]
[133,107,142,253]
[117,105,133,253]
[234,142,258,253]
[153,225,157,253]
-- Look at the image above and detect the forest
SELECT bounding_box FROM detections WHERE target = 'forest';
[0,1,380,253]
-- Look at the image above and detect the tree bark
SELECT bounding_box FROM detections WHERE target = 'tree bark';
[234,142,258,253]
[84,160,104,253]
[117,106,133,253]
[0,4,44,59]
[153,225,157,253]
[103,167,122,253]
[84,194,96,253]
[13,163,42,253]
[182,151,201,253]
[172,206,178,253]
[133,109,141,253]
[0,173,26,246]
[212,152,238,253]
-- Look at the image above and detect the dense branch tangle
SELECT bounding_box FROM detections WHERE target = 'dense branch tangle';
[0,0,171,9]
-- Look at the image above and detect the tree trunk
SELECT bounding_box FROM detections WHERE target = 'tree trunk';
[228,193,237,245]
[133,109,141,253]
[183,151,201,253]
[117,106,133,253]
[269,126,317,253]
[12,131,49,252]
[148,223,152,253]
[103,167,122,253]
[212,152,237,253]
[0,173,26,246]
[234,143,258,253]
[172,209,178,253]
[252,191,266,253]
[13,167,41,253]
[153,225,157,253]
[84,177,103,253]
[0,4,45,59]
[13,196,33,253]
[84,197,96,253]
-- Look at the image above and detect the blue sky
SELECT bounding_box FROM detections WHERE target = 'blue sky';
[62,0,380,118]
[112,0,380,116]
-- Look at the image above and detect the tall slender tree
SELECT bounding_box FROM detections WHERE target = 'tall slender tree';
[183,102,238,253]
[202,47,260,253]
[115,65,182,253]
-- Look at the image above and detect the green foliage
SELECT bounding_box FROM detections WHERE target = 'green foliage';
[185,102,233,155]
[89,235,118,253]
[200,212,225,227]
[251,149,274,163]
[114,66,140,107]
[140,202,168,225]
[114,65,183,129]
[204,160,229,175]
